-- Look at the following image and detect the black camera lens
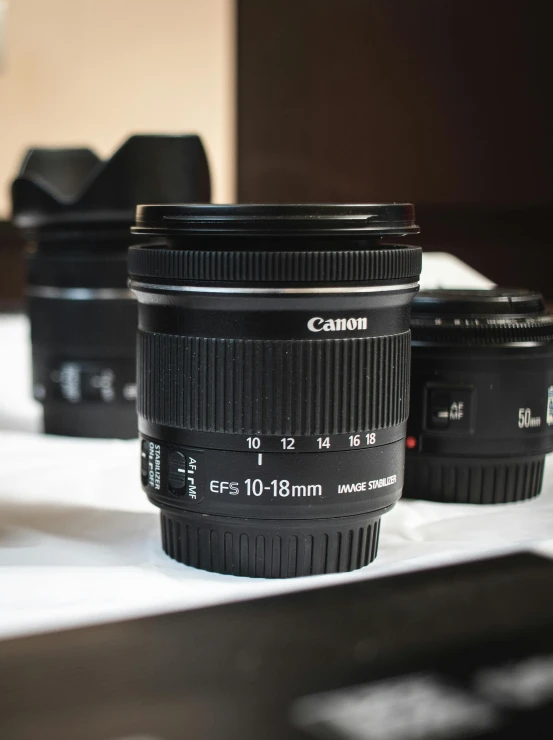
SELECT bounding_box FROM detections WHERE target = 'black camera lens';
[405,288,553,504]
[129,203,422,578]
[11,135,210,438]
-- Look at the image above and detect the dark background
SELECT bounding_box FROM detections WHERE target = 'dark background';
[2,0,553,306]
[238,0,553,296]
[0,222,24,309]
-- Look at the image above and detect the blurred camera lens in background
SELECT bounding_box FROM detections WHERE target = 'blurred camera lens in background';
[130,204,421,577]
[11,135,210,438]
[405,288,553,503]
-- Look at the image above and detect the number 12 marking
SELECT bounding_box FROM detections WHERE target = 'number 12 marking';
[281,437,295,449]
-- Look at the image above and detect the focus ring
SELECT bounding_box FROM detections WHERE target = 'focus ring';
[128,246,422,283]
[160,511,381,578]
[137,330,410,435]
[411,323,553,345]
[404,454,545,503]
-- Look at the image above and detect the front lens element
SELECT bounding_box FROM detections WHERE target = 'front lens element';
[130,204,421,578]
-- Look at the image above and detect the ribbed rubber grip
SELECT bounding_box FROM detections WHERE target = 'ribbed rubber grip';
[404,454,545,504]
[138,330,410,435]
[128,246,422,283]
[160,511,381,578]
[411,320,553,345]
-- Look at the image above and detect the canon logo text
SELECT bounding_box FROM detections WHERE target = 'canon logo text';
[307,316,368,333]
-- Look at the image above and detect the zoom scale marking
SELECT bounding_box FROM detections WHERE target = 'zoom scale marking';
[137,423,406,453]
[141,436,405,521]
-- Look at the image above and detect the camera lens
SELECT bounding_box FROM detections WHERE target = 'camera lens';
[405,288,553,504]
[11,135,210,438]
[129,204,421,578]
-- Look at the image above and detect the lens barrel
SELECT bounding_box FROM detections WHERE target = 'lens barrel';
[130,204,421,578]
[405,288,553,504]
[12,136,210,438]
[25,234,139,437]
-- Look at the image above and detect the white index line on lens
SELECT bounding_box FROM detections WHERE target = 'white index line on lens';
[129,281,419,296]
[26,287,135,300]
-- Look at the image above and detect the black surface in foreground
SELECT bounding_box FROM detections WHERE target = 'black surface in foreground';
[1,553,553,739]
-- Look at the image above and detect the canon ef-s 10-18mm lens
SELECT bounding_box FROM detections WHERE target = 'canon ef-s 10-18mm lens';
[129,204,422,578]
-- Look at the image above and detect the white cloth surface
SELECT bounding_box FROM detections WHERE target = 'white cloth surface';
[2,252,547,643]
[418,252,495,290]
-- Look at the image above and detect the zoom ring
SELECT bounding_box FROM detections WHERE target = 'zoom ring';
[138,330,410,435]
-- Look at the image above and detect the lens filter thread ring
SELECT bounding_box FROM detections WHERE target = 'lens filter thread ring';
[133,203,418,238]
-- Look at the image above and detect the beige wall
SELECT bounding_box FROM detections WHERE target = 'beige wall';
[0,0,235,216]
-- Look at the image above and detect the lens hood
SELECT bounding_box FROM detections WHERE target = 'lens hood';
[12,135,211,232]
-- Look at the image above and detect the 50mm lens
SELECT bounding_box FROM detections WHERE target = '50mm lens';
[130,204,421,578]
[405,288,553,504]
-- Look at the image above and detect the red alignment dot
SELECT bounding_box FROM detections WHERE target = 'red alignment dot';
[406,436,417,450]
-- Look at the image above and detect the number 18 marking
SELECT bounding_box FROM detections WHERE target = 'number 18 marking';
[349,433,376,447]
